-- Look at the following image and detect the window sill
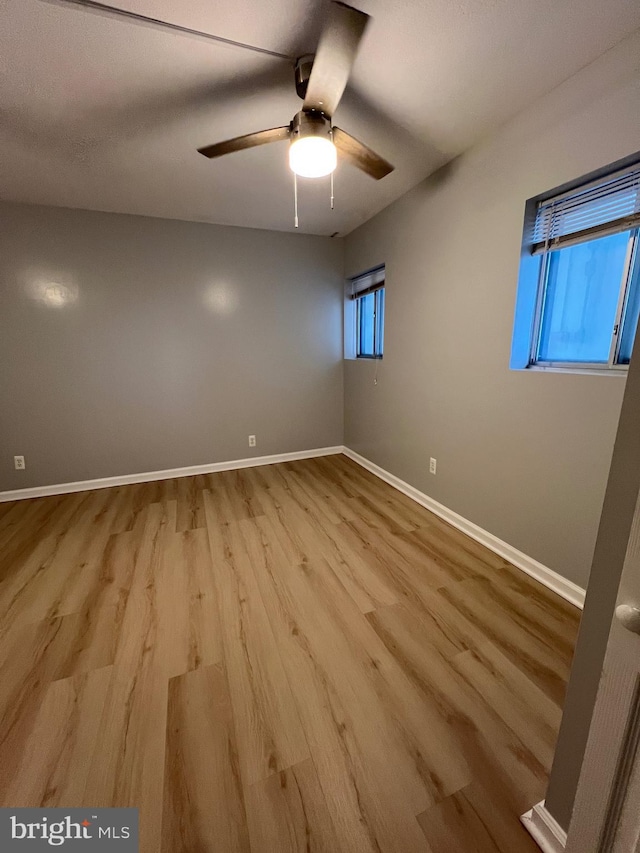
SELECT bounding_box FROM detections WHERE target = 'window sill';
[521,364,628,377]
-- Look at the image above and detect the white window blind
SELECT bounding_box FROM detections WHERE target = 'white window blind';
[532,161,640,254]
[349,265,385,299]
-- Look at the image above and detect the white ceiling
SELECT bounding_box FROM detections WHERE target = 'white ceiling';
[1,0,639,236]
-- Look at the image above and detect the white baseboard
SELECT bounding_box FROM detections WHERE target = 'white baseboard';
[0,444,587,611]
[343,447,585,610]
[0,446,344,503]
[521,802,567,853]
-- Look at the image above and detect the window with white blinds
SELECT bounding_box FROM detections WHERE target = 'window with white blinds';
[532,162,640,254]
[349,265,385,358]
[510,156,640,372]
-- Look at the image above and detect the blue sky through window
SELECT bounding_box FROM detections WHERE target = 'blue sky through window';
[537,231,630,363]
[359,292,375,356]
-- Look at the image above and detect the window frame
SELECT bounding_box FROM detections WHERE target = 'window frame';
[511,154,640,375]
[529,229,639,372]
[355,287,385,359]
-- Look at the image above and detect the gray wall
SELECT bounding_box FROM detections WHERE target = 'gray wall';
[0,202,344,490]
[344,33,640,591]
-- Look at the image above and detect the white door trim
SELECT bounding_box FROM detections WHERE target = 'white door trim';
[564,489,640,852]
[521,802,567,853]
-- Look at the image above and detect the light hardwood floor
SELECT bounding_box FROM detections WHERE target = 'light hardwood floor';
[0,454,580,852]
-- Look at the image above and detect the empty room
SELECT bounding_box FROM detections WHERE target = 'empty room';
[2,1,640,851]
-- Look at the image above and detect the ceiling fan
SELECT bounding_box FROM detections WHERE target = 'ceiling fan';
[197,2,394,182]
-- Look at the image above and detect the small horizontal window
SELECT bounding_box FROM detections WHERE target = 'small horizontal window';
[512,158,640,372]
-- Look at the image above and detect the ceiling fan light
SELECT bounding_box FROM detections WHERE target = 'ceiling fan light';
[289,136,337,178]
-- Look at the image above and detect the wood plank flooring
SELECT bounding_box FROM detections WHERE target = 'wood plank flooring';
[0,454,580,852]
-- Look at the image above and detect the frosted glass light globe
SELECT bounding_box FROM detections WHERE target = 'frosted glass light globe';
[289,136,337,178]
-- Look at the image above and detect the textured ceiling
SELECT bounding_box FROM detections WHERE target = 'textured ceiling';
[1,0,640,235]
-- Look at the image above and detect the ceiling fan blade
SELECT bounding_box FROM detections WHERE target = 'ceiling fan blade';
[303,2,369,117]
[198,126,290,159]
[332,127,394,179]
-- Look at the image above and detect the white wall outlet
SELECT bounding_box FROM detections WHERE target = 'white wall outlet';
[429,457,437,475]
[14,455,26,470]
[248,435,256,448]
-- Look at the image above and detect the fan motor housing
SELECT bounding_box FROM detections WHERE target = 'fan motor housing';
[290,110,332,142]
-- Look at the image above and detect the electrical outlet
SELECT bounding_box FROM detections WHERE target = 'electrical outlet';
[14,455,25,470]
[429,457,437,475]
[248,435,256,448]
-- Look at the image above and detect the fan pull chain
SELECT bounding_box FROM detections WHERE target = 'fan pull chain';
[330,129,335,210]
[294,172,299,229]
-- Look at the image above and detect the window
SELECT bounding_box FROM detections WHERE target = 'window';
[350,266,385,358]
[512,159,640,371]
